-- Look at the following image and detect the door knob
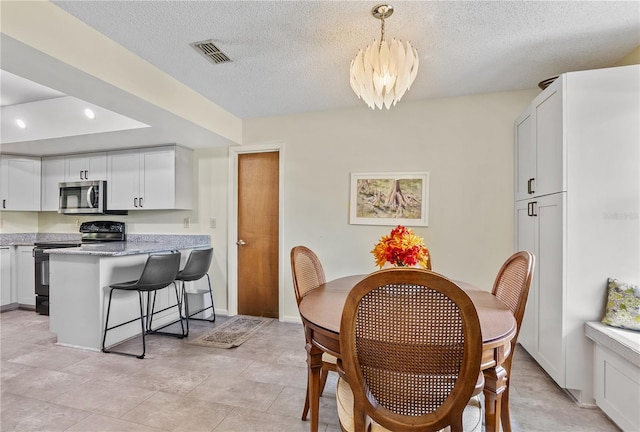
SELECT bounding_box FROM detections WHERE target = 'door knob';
[236,239,246,246]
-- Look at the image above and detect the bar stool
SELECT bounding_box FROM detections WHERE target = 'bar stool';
[102,252,184,359]
[177,248,215,336]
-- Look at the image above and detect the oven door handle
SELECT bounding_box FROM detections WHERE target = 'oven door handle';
[42,260,49,286]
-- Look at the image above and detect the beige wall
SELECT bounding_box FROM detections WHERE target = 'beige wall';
[0,88,537,320]
[243,89,537,320]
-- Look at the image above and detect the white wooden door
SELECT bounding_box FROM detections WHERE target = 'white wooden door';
[86,153,107,180]
[41,156,66,211]
[16,246,35,306]
[515,199,537,353]
[534,192,565,386]
[514,108,535,201]
[140,147,174,209]
[107,149,140,210]
[0,156,40,211]
[0,247,12,306]
[534,80,564,196]
[65,155,86,181]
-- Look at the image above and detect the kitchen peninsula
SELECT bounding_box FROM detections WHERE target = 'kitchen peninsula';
[47,234,210,351]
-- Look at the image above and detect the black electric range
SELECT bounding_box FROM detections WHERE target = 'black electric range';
[33,241,81,315]
[33,221,126,315]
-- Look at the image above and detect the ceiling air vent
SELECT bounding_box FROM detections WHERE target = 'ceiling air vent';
[190,39,232,65]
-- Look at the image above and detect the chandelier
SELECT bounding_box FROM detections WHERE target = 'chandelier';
[349,4,419,110]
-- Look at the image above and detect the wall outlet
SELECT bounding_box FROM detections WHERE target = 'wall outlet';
[210,218,216,229]
[183,217,190,228]
[75,219,81,228]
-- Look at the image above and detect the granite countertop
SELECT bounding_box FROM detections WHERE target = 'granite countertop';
[47,241,209,257]
[0,233,210,256]
[1,233,82,246]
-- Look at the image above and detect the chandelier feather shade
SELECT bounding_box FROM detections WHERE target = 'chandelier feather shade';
[350,4,419,110]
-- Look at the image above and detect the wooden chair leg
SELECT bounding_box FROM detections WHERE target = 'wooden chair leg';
[303,367,331,420]
[302,375,310,420]
[500,381,512,432]
[319,367,329,396]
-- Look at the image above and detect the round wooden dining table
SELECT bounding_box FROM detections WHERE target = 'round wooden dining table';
[298,275,516,432]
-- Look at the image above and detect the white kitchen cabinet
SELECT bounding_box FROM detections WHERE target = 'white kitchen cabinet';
[0,155,41,211]
[65,152,107,182]
[16,246,35,306]
[41,156,66,211]
[0,246,13,307]
[107,145,192,210]
[514,78,564,201]
[516,193,565,384]
[515,65,639,405]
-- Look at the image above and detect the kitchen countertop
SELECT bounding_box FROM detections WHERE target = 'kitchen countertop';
[0,233,210,256]
[0,233,80,246]
[48,239,210,257]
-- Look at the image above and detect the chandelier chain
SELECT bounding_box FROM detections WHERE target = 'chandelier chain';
[379,12,386,49]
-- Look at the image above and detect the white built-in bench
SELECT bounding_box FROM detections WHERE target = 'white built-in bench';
[585,322,640,432]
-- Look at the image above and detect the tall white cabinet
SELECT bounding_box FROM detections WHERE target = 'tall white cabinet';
[515,65,639,404]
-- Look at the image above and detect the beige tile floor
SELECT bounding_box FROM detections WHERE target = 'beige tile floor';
[1,309,620,432]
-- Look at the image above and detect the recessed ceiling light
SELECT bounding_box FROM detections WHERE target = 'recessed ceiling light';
[15,119,26,129]
[84,108,96,119]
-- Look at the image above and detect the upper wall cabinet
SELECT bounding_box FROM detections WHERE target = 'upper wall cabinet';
[0,155,41,211]
[514,77,565,201]
[107,145,193,210]
[64,152,107,182]
[41,156,66,211]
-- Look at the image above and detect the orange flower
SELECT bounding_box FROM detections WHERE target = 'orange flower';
[371,225,430,269]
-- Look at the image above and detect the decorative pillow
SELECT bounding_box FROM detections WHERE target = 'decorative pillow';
[601,278,640,332]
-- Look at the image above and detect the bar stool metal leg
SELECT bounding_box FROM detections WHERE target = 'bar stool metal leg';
[102,288,148,359]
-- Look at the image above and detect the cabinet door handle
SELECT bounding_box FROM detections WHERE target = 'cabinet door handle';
[528,201,538,217]
[527,178,535,194]
[2,199,5,209]
[134,197,138,208]
[80,170,84,180]
[84,170,88,179]
[139,197,143,208]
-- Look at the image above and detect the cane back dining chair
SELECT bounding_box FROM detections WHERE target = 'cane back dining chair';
[177,247,215,337]
[337,268,483,432]
[290,245,338,421]
[490,251,535,432]
[102,252,184,359]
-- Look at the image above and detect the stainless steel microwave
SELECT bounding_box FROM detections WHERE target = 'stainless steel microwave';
[58,180,105,214]
[58,181,126,215]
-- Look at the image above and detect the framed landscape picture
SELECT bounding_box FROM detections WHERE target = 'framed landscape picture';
[349,172,429,226]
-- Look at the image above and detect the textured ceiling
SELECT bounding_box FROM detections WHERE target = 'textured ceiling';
[51,1,640,119]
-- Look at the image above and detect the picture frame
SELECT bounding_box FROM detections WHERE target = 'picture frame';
[349,172,429,226]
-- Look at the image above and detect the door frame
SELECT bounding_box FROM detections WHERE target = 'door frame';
[227,142,285,318]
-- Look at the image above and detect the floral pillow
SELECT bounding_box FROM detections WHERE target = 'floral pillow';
[601,278,640,332]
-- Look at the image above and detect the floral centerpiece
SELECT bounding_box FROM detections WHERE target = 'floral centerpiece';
[371,225,430,269]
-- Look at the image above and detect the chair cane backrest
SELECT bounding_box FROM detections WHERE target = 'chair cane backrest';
[290,246,326,305]
[136,253,181,291]
[177,248,213,281]
[340,268,482,432]
[491,251,535,343]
